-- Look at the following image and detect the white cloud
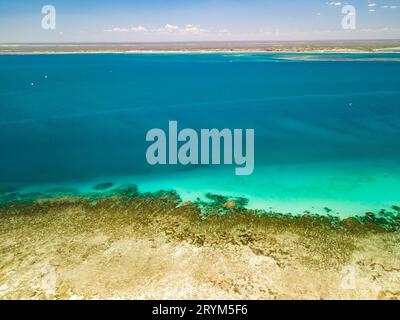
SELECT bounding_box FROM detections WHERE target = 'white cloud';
[326,1,342,6]
[105,24,208,35]
[131,26,147,32]
[164,24,179,32]
[105,27,128,32]
[184,24,207,34]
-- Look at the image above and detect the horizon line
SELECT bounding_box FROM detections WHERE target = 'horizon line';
[1,39,400,45]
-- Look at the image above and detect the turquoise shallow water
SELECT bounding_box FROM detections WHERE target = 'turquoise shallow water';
[1,53,400,217]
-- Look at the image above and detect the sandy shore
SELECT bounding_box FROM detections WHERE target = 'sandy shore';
[1,191,399,300]
[1,40,400,55]
[0,49,399,55]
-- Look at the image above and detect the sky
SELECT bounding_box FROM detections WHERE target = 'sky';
[0,0,399,42]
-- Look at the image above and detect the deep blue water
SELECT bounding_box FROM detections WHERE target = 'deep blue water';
[1,53,400,216]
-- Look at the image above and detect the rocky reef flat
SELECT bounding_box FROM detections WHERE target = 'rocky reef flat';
[0,187,400,300]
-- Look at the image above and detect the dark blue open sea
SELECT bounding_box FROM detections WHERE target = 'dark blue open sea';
[1,53,400,217]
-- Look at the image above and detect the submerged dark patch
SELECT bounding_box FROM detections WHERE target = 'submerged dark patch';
[93,183,115,191]
[0,186,20,194]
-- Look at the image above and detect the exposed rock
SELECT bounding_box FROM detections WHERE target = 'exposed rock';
[180,201,192,207]
[222,200,237,209]
[341,217,361,228]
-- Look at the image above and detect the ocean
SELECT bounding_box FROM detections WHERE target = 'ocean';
[1,52,400,217]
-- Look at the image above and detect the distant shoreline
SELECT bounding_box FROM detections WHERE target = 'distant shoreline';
[1,49,400,55]
[1,40,399,55]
